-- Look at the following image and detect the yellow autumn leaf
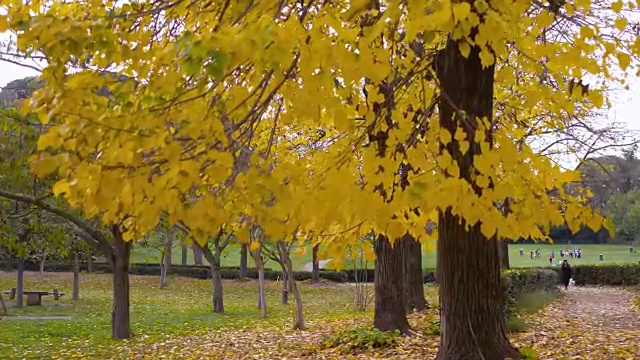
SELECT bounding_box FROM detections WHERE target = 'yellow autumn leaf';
[249,241,260,252]
[452,2,471,23]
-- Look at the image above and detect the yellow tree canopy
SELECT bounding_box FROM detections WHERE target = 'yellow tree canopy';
[0,0,631,246]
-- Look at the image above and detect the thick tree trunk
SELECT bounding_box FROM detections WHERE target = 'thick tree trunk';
[181,243,188,265]
[239,244,248,279]
[281,264,289,305]
[278,241,305,330]
[373,235,410,333]
[434,29,520,359]
[73,252,80,300]
[192,244,203,265]
[311,244,320,284]
[111,227,132,340]
[39,258,45,281]
[88,252,94,273]
[16,259,24,308]
[401,234,427,312]
[498,240,510,270]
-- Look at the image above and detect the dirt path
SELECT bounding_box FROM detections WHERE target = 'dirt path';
[513,286,640,359]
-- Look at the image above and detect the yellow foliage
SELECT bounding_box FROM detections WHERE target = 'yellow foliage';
[1,0,625,250]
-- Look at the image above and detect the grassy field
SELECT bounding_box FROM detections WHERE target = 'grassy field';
[129,243,640,271]
[0,271,558,359]
[0,271,380,358]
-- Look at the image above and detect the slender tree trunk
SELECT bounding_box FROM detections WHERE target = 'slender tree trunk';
[111,226,132,340]
[39,258,45,281]
[311,244,320,284]
[0,292,6,316]
[159,253,168,290]
[192,244,203,265]
[434,30,520,359]
[16,259,24,308]
[278,240,305,329]
[251,249,267,318]
[373,235,410,333]
[498,240,510,270]
[165,236,173,274]
[239,244,248,279]
[73,252,80,300]
[181,243,188,265]
[401,234,427,312]
[87,252,94,273]
[280,264,289,305]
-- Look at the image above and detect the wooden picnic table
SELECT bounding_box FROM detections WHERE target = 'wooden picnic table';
[2,288,65,306]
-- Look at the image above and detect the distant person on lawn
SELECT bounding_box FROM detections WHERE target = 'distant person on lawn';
[560,260,572,290]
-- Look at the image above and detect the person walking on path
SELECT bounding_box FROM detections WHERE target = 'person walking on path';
[560,260,572,290]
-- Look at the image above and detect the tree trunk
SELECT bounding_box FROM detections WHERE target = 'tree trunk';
[16,259,24,308]
[181,243,188,265]
[165,236,173,274]
[159,254,168,290]
[211,261,224,313]
[281,265,289,305]
[251,249,267,318]
[198,239,226,313]
[373,235,410,333]
[0,292,6,316]
[39,258,45,281]
[239,244,248,279]
[401,234,427,312]
[110,226,132,340]
[278,240,305,330]
[311,244,320,284]
[498,240,510,270]
[192,244,203,265]
[73,252,80,300]
[88,252,94,273]
[434,29,520,359]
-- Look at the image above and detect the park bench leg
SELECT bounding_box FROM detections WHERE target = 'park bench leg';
[26,294,42,306]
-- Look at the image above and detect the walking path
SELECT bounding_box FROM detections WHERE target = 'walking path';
[513,286,640,359]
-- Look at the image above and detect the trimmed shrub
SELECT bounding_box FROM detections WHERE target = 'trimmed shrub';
[6,260,640,287]
[502,268,559,318]
[557,264,640,286]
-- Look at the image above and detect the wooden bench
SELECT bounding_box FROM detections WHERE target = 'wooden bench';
[2,288,65,306]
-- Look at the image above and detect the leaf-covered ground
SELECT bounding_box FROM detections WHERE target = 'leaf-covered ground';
[512,286,640,359]
[2,272,640,359]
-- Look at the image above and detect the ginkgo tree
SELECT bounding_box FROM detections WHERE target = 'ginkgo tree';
[2,0,639,357]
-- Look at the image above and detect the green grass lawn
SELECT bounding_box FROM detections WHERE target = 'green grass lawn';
[0,271,386,359]
[129,243,640,271]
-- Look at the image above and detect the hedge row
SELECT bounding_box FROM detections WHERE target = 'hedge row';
[2,261,638,286]
[556,264,640,286]
[0,260,382,282]
[502,268,559,317]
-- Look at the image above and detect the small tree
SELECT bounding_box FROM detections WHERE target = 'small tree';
[350,237,375,312]
[140,224,181,289]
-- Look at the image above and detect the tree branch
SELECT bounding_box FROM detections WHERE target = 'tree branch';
[0,189,112,257]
